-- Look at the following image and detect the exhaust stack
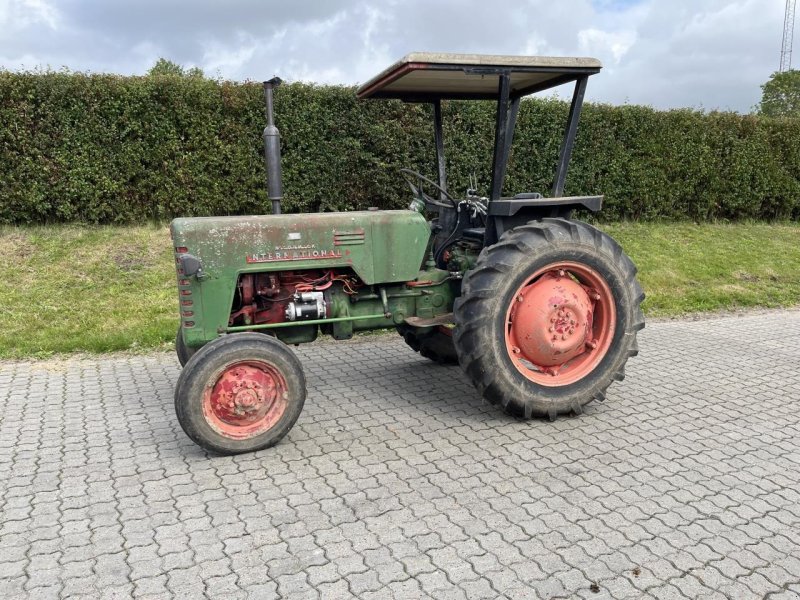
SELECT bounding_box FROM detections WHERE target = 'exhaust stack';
[263,77,283,215]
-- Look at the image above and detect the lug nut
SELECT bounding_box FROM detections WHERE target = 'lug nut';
[516,295,524,303]
[511,346,521,354]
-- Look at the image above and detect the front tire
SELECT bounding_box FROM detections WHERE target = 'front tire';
[453,218,644,419]
[176,326,196,367]
[174,333,306,454]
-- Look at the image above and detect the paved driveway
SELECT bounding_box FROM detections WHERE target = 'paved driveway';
[1,310,799,600]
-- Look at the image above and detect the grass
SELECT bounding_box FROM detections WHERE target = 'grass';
[603,222,800,316]
[0,225,176,359]
[0,222,798,359]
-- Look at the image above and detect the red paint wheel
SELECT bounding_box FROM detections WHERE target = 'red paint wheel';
[174,333,306,455]
[453,219,644,419]
[202,361,288,440]
[505,262,616,386]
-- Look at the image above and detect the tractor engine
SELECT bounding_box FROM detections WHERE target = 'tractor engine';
[229,270,360,327]
[226,266,457,346]
[285,292,326,322]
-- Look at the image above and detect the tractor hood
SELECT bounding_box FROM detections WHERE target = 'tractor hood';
[170,210,431,285]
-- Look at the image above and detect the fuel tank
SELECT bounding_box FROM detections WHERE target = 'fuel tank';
[170,209,431,285]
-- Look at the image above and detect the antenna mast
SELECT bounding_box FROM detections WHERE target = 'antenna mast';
[781,0,797,71]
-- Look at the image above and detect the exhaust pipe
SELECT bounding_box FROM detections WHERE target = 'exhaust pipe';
[263,77,283,215]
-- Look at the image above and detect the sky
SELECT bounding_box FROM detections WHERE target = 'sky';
[0,0,792,112]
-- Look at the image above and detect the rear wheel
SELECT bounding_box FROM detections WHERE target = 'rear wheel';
[174,333,306,454]
[397,324,458,365]
[453,218,644,419]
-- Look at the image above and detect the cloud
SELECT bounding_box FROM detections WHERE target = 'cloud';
[201,33,259,77]
[0,0,60,29]
[588,0,785,110]
[578,28,637,64]
[0,0,789,111]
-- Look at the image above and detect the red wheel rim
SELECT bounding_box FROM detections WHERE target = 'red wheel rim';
[504,261,616,387]
[202,360,288,440]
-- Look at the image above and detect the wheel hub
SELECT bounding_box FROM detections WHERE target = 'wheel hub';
[231,384,265,414]
[510,271,593,368]
[203,362,287,439]
[504,261,617,386]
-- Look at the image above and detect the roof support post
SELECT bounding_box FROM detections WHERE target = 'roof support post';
[552,75,588,198]
[433,99,447,200]
[497,96,520,196]
[489,72,512,201]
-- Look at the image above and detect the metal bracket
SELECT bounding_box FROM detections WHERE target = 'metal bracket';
[404,313,454,328]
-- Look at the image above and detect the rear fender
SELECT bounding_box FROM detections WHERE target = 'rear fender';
[486,195,602,244]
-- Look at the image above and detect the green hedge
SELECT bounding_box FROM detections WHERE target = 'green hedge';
[2,71,799,223]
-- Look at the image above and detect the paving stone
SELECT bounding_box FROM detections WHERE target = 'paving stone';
[345,569,383,595]
[1,311,800,599]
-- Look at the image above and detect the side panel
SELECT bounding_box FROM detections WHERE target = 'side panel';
[170,210,431,345]
[369,214,432,282]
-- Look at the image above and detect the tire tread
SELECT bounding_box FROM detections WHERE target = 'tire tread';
[453,218,644,419]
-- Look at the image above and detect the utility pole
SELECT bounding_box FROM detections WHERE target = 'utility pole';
[780,0,797,71]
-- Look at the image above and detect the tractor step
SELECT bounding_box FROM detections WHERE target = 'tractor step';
[404,313,454,327]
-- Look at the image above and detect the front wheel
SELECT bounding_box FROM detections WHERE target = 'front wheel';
[453,218,644,419]
[174,333,306,454]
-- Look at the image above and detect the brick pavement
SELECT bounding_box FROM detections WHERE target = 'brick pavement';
[1,310,799,599]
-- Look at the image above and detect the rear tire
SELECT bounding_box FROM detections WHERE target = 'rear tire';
[453,218,644,419]
[174,333,306,455]
[397,324,458,365]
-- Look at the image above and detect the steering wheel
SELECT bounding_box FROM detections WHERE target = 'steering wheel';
[400,168,457,209]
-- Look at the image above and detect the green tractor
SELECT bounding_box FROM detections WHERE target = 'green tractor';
[171,53,644,455]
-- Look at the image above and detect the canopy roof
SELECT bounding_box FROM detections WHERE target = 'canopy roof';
[356,52,602,101]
